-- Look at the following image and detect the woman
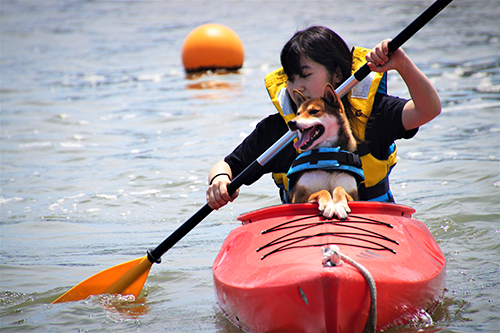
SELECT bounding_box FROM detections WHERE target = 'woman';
[206,26,440,209]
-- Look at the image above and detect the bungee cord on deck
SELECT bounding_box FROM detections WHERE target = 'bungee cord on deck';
[258,214,399,260]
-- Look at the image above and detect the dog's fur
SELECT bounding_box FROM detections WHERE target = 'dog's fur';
[286,83,358,219]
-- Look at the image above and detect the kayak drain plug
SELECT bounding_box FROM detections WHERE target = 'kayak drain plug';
[298,287,309,306]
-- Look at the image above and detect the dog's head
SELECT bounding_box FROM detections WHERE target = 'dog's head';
[288,83,354,151]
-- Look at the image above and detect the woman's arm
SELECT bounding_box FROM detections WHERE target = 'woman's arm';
[365,39,441,130]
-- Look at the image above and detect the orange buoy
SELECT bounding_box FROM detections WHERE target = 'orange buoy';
[182,23,244,72]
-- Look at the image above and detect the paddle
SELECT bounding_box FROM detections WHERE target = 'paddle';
[52,0,453,304]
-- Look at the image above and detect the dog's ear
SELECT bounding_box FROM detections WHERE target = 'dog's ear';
[323,84,341,110]
[292,89,307,107]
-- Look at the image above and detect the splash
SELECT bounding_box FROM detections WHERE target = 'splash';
[88,293,149,320]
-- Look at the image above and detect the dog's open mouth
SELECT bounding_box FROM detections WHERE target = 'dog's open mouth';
[294,125,325,150]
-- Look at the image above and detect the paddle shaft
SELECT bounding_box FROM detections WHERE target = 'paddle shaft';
[147,0,453,264]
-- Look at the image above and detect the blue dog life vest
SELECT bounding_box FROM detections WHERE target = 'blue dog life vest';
[286,147,365,190]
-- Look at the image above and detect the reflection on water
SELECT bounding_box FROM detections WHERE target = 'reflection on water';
[185,69,242,81]
[186,80,234,90]
[1,0,499,332]
[186,70,242,100]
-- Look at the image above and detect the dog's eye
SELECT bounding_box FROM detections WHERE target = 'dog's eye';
[309,109,319,115]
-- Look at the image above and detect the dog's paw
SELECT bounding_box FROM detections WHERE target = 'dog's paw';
[322,201,351,220]
[318,200,351,219]
[318,201,345,219]
[318,200,334,219]
[333,201,351,220]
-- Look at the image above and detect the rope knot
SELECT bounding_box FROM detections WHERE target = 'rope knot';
[322,245,342,267]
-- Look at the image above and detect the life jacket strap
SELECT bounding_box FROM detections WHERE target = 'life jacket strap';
[291,149,362,170]
[287,148,365,192]
[358,178,392,202]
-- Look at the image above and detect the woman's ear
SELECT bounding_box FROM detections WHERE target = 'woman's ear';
[332,66,343,86]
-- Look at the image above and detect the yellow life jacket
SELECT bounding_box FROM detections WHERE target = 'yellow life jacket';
[264,46,397,202]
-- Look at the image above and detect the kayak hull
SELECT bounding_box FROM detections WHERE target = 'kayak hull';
[213,202,446,333]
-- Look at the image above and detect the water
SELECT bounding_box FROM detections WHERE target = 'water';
[1,0,498,332]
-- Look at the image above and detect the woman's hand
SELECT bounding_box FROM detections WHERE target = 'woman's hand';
[206,160,239,210]
[365,38,409,73]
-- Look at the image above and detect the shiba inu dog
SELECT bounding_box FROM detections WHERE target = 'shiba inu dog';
[286,83,361,219]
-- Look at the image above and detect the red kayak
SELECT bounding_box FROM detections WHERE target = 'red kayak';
[213,202,446,333]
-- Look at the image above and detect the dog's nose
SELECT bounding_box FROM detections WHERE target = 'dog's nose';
[288,120,298,131]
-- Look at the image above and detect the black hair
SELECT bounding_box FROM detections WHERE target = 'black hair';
[281,26,351,84]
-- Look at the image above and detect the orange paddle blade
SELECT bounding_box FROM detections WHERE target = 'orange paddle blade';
[53,255,153,303]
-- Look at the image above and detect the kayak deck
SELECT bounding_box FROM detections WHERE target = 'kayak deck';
[213,202,446,333]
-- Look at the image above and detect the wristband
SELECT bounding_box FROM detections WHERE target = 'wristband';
[210,173,231,185]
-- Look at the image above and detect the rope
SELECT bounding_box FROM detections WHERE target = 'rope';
[323,246,377,333]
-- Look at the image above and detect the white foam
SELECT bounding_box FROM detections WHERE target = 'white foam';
[442,100,500,113]
[129,189,159,196]
[0,197,25,205]
[60,142,85,148]
[476,77,500,93]
[96,193,117,200]
[19,142,53,148]
[137,73,163,82]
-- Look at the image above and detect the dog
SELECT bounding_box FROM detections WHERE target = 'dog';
[286,83,360,219]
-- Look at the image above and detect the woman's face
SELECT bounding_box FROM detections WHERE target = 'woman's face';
[286,55,340,107]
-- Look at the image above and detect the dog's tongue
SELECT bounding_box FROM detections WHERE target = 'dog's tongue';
[293,129,313,150]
